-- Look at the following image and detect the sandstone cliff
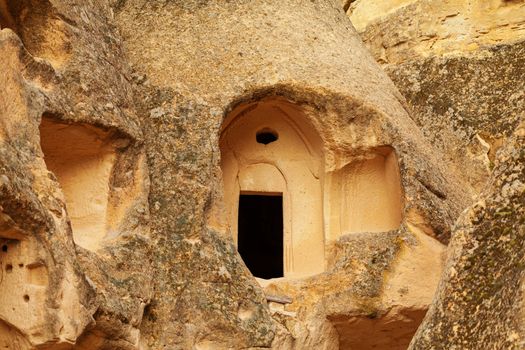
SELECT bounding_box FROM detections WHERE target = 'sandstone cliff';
[346,0,525,193]
[345,1,525,349]
[0,0,523,349]
[410,122,525,349]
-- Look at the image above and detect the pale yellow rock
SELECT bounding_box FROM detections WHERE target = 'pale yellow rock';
[349,0,525,63]
[348,0,418,31]
[40,118,116,251]
[3,0,510,349]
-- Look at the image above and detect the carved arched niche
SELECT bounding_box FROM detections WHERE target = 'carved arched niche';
[325,147,403,242]
[220,98,325,279]
[218,97,404,280]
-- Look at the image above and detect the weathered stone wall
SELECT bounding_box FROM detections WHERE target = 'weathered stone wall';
[114,1,469,348]
[348,0,525,62]
[344,1,525,348]
[2,0,522,349]
[0,0,151,348]
[346,0,525,192]
[409,123,525,350]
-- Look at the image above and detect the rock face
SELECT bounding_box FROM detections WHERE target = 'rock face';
[114,1,470,348]
[348,0,525,62]
[0,0,522,349]
[0,0,151,348]
[409,123,525,350]
[347,0,525,193]
[344,1,525,349]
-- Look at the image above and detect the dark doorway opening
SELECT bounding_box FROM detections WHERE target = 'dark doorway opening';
[238,194,283,279]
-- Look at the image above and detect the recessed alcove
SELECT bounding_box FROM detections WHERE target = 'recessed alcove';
[39,116,117,251]
[220,98,325,279]
[217,97,405,280]
[329,308,427,350]
[0,0,16,30]
[328,147,403,238]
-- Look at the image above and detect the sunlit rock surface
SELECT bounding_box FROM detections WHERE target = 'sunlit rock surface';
[0,0,522,349]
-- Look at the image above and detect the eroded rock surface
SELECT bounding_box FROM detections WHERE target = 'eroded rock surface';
[114,1,469,348]
[0,0,522,349]
[0,0,151,348]
[346,0,525,193]
[409,123,525,349]
[345,2,525,348]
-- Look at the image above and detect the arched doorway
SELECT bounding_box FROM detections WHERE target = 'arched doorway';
[220,97,325,279]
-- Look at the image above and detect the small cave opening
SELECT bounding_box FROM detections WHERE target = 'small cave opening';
[0,0,47,41]
[256,128,279,145]
[237,194,283,279]
[0,0,15,30]
[39,115,117,251]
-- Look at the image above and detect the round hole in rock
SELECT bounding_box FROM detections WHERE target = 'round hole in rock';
[1,245,7,252]
[256,128,278,145]
[5,264,13,273]
[23,295,29,302]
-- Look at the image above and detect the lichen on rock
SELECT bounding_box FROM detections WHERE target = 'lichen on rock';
[0,0,523,349]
